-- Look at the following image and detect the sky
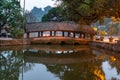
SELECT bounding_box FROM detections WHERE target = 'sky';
[20,0,56,11]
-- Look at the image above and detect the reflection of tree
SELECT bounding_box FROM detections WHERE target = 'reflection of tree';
[25,48,94,59]
[0,50,24,80]
[45,59,105,80]
[1,45,120,80]
[108,54,120,75]
[0,50,34,80]
[93,48,120,79]
[21,62,35,73]
[41,49,105,80]
[100,48,120,75]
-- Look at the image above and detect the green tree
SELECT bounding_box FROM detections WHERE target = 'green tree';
[0,0,25,37]
[55,0,120,25]
[42,6,67,22]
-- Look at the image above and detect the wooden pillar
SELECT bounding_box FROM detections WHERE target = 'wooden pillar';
[38,32,40,37]
[27,32,29,38]
[73,32,75,38]
[50,31,52,37]
[86,34,88,39]
[83,34,85,39]
[90,35,94,40]
[54,31,56,36]
[41,31,43,37]
[79,33,82,38]
[39,32,41,37]
[68,32,70,37]
[88,34,90,39]
[86,34,89,39]
[62,31,64,37]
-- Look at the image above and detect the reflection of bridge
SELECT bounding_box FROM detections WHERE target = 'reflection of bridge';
[28,45,92,52]
[24,45,96,64]
[25,51,96,64]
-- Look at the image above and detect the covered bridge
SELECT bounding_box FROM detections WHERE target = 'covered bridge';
[25,22,96,40]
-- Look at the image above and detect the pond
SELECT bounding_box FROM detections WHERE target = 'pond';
[1,45,120,80]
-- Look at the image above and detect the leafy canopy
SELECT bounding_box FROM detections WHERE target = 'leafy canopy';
[42,6,67,22]
[54,0,120,25]
[0,0,25,37]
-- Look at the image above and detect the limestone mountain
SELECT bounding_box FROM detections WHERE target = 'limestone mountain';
[30,6,52,22]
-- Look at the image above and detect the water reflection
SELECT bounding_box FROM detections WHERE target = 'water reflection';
[102,61,120,80]
[0,50,24,80]
[0,45,120,80]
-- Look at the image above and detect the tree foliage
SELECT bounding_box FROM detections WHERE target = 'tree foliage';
[42,6,67,22]
[0,0,25,37]
[54,0,120,25]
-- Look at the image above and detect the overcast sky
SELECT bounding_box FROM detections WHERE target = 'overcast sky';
[20,0,56,11]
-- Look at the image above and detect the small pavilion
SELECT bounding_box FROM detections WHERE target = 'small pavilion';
[25,22,96,40]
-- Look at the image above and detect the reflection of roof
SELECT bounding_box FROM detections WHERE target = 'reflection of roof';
[25,57,95,64]
[25,22,96,34]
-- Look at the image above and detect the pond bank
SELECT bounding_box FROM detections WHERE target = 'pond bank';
[89,41,120,52]
[30,37,91,45]
[1,38,120,53]
[0,37,92,46]
[0,39,30,46]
